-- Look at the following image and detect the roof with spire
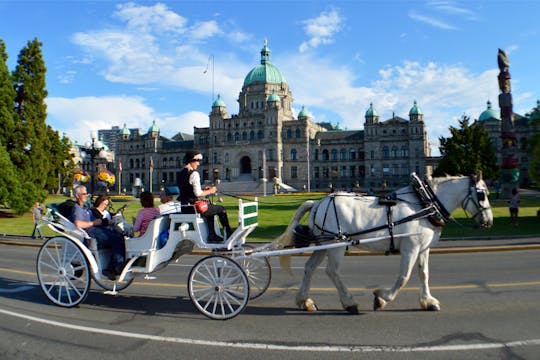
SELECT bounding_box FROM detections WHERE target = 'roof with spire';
[212,94,226,107]
[148,120,159,134]
[243,40,287,87]
[409,100,423,116]
[478,100,501,122]
[365,102,378,117]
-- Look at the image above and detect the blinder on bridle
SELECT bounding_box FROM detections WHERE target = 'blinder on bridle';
[461,176,490,226]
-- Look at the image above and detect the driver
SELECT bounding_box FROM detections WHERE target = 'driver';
[177,151,233,243]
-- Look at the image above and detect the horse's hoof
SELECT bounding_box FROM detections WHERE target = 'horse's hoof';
[302,298,318,312]
[373,292,387,311]
[426,304,441,311]
[345,305,359,314]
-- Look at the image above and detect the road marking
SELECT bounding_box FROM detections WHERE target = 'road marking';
[1,307,540,353]
[0,285,34,293]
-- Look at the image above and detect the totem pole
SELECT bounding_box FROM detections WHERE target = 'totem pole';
[497,48,519,198]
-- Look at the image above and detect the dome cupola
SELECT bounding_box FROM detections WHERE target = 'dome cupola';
[243,40,287,87]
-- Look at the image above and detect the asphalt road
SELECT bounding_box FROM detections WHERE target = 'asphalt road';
[1,243,540,359]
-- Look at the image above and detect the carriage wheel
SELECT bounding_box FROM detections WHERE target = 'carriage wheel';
[188,255,249,320]
[234,245,271,300]
[36,237,91,307]
[92,269,134,292]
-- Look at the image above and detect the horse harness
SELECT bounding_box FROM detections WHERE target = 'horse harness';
[312,173,452,255]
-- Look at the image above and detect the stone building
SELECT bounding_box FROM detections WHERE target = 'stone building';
[477,99,540,186]
[114,41,434,194]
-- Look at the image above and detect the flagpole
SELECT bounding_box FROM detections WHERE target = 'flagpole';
[117,161,122,194]
[204,54,215,101]
[149,156,153,193]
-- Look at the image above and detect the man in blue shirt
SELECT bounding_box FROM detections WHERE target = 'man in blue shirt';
[72,185,125,279]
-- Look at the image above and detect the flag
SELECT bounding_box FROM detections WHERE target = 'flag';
[118,161,122,174]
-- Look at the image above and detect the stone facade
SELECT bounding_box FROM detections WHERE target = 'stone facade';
[114,42,434,194]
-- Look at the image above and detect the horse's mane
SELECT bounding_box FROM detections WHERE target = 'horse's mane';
[428,174,467,189]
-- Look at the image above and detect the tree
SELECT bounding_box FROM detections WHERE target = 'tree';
[44,126,74,193]
[527,104,540,183]
[0,39,16,149]
[434,115,498,179]
[11,38,49,205]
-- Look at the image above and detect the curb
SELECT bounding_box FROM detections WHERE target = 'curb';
[2,236,540,256]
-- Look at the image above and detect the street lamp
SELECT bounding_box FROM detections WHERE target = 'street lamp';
[80,131,108,196]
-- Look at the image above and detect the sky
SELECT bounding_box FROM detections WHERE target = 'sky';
[1,0,539,156]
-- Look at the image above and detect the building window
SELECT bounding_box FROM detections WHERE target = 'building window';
[322,149,329,161]
[291,166,298,178]
[257,130,264,139]
[314,149,319,161]
[331,149,338,161]
[370,150,375,160]
[401,146,408,157]
[323,167,329,178]
[227,133,232,142]
[340,149,347,161]
[250,131,255,140]
[295,128,301,138]
[349,149,356,160]
[382,146,389,159]
[391,146,398,158]
[234,132,240,141]
[242,131,247,141]
[291,148,297,161]
[314,167,320,179]
[287,129,292,138]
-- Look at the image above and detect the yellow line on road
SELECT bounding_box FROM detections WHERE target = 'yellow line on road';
[2,266,540,292]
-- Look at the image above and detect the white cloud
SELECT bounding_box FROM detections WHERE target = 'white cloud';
[189,20,221,39]
[299,9,344,52]
[114,2,187,34]
[408,10,457,30]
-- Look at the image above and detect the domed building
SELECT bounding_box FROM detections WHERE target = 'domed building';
[476,99,540,186]
[113,41,435,194]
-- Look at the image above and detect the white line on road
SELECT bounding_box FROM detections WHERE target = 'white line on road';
[1,308,540,353]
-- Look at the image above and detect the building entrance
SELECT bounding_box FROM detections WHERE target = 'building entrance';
[240,156,252,175]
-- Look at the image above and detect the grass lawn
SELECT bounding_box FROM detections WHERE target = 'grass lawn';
[1,193,538,241]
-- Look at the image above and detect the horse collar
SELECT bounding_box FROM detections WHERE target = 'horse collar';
[410,173,451,227]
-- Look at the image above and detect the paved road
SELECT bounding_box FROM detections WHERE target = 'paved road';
[1,243,540,359]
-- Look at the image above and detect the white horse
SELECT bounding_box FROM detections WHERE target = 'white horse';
[273,173,493,313]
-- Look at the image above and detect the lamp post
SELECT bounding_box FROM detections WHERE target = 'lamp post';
[80,132,107,196]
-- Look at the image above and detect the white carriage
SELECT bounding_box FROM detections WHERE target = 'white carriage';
[36,198,271,320]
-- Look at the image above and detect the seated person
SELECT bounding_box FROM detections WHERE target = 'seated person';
[177,151,233,243]
[71,185,125,280]
[158,186,181,214]
[91,195,112,226]
[133,191,160,236]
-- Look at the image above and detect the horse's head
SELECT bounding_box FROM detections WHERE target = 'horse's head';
[461,173,493,228]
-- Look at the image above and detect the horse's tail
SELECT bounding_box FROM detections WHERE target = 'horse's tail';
[268,200,315,274]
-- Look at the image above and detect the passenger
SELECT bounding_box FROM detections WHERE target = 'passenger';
[158,187,180,214]
[91,195,112,225]
[177,151,233,243]
[72,185,125,280]
[133,191,160,235]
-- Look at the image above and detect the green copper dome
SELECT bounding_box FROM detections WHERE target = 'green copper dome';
[120,123,130,136]
[212,94,226,107]
[148,120,159,134]
[298,106,310,119]
[409,100,423,116]
[243,41,287,87]
[267,90,280,103]
[365,102,378,117]
[479,100,500,122]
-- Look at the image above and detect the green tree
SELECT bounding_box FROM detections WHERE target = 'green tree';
[45,127,74,193]
[434,115,498,179]
[0,39,16,149]
[527,103,540,183]
[11,38,49,206]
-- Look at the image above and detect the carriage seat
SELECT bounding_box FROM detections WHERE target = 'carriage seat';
[378,193,397,206]
[46,202,93,248]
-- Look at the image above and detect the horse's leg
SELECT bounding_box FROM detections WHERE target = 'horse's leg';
[417,248,441,311]
[325,246,359,314]
[296,249,326,311]
[373,244,419,310]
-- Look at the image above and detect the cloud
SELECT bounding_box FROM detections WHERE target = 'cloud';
[114,2,187,34]
[299,9,344,52]
[408,10,457,30]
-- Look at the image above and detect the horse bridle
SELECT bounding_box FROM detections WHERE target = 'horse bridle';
[460,176,490,225]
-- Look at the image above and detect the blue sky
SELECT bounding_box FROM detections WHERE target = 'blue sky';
[1,1,539,155]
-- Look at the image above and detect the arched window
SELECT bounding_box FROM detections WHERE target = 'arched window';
[135,159,140,168]
[391,146,398,158]
[242,131,247,140]
[340,149,347,161]
[349,149,356,160]
[257,130,264,139]
[249,131,255,140]
[331,149,338,161]
[234,132,240,141]
[401,146,408,157]
[129,159,134,168]
[295,128,301,138]
[291,148,297,161]
[287,129,292,138]
[322,149,329,161]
